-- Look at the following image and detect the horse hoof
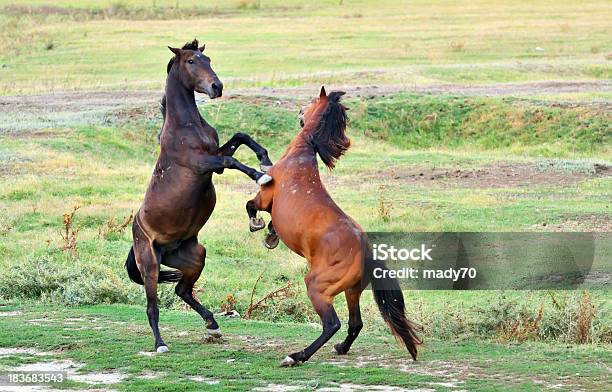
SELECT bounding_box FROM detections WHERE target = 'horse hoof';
[261,164,273,173]
[156,345,169,353]
[279,356,297,367]
[263,234,279,249]
[257,174,273,186]
[207,328,222,338]
[333,343,347,355]
[250,217,265,232]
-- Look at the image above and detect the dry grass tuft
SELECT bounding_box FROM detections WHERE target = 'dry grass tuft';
[98,212,133,239]
[498,303,544,342]
[449,41,465,52]
[377,185,391,222]
[60,205,81,259]
[236,0,260,10]
[575,291,595,344]
[220,294,237,313]
[243,272,295,320]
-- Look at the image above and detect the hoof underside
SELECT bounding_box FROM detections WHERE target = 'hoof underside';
[250,217,265,232]
[263,234,279,249]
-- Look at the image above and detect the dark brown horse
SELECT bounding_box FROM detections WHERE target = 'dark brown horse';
[125,39,273,353]
[247,87,421,366]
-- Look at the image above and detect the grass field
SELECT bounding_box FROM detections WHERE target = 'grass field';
[1,304,610,391]
[1,91,610,389]
[0,0,611,94]
[0,0,611,391]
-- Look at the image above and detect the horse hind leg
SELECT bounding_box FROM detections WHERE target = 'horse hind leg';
[133,231,168,352]
[164,237,221,338]
[281,275,341,367]
[333,285,364,355]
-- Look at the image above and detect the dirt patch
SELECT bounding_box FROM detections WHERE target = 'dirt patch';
[231,334,288,353]
[253,385,304,392]
[137,370,166,379]
[325,355,576,390]
[0,348,53,356]
[0,91,158,116]
[6,129,71,140]
[10,358,126,385]
[542,214,612,232]
[0,311,22,317]
[188,376,220,385]
[232,80,612,103]
[72,372,126,385]
[137,351,160,357]
[376,162,611,189]
[318,384,435,392]
[324,356,481,384]
[1,80,609,132]
[12,359,82,373]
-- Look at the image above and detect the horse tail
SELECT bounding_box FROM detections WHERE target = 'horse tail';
[365,258,422,360]
[124,246,183,285]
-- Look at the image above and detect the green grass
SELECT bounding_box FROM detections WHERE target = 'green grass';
[0,304,610,391]
[0,1,610,387]
[349,94,611,153]
[0,94,610,334]
[1,0,610,94]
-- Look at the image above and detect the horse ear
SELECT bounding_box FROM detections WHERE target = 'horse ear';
[168,46,182,56]
[319,86,327,98]
[198,44,206,52]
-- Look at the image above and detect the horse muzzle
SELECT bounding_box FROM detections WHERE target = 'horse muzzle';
[208,80,223,99]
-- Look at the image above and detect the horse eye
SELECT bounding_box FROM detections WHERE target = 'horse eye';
[188,59,194,64]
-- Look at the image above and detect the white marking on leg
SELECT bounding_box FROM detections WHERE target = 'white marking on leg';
[257,174,273,185]
[207,328,222,338]
[156,345,169,353]
[280,356,297,367]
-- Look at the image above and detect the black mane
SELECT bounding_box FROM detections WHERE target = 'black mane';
[307,91,350,169]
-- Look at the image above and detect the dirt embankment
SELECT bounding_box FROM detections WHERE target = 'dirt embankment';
[1,80,610,132]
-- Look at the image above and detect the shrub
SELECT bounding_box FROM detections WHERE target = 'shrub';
[0,255,130,305]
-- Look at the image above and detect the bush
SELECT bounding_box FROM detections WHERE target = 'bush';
[0,256,130,305]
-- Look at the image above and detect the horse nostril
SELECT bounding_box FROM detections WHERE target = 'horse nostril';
[211,83,219,91]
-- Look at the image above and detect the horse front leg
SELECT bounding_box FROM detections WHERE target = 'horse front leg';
[218,132,273,172]
[246,192,277,250]
[246,198,266,232]
[193,155,272,185]
[263,221,279,249]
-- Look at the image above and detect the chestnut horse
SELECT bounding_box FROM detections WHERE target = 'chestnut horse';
[247,87,421,366]
[125,39,273,353]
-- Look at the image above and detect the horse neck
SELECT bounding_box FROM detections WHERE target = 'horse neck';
[164,67,203,128]
[282,132,317,165]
